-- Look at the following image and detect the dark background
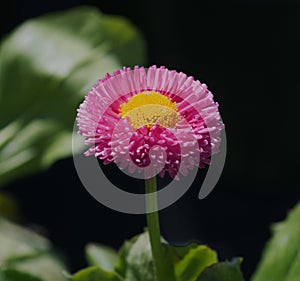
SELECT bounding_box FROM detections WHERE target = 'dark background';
[1,1,300,280]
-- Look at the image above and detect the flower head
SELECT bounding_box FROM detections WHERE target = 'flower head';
[77,66,224,179]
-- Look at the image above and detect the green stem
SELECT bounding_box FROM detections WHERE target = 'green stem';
[145,176,169,281]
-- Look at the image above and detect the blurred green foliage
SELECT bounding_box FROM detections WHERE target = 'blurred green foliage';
[251,201,300,281]
[85,244,118,272]
[196,259,244,281]
[72,232,244,281]
[0,216,67,281]
[71,202,300,281]
[0,6,146,187]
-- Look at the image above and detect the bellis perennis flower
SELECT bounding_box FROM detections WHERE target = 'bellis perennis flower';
[77,65,224,179]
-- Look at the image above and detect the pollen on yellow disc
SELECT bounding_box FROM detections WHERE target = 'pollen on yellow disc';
[119,91,180,129]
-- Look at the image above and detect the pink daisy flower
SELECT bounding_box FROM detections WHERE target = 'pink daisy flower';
[77,65,224,179]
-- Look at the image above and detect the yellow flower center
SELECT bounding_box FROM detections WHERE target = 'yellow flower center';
[119,91,180,129]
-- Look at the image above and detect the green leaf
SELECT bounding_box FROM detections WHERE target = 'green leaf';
[123,232,156,281]
[285,247,300,281]
[197,259,245,281]
[85,244,118,271]
[251,201,300,281]
[0,216,49,262]
[174,245,218,281]
[115,235,139,277]
[8,253,67,281]
[0,216,67,281]
[72,266,124,281]
[0,268,44,281]
[118,233,219,281]
[171,243,199,261]
[0,6,146,187]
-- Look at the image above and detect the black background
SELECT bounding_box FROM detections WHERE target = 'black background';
[1,1,300,280]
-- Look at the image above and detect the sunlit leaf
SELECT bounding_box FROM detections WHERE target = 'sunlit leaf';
[115,234,139,277]
[251,201,300,281]
[0,216,49,262]
[72,266,124,281]
[7,253,67,281]
[0,6,146,187]
[173,244,217,281]
[123,232,156,281]
[85,243,118,271]
[0,216,67,281]
[0,268,44,281]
